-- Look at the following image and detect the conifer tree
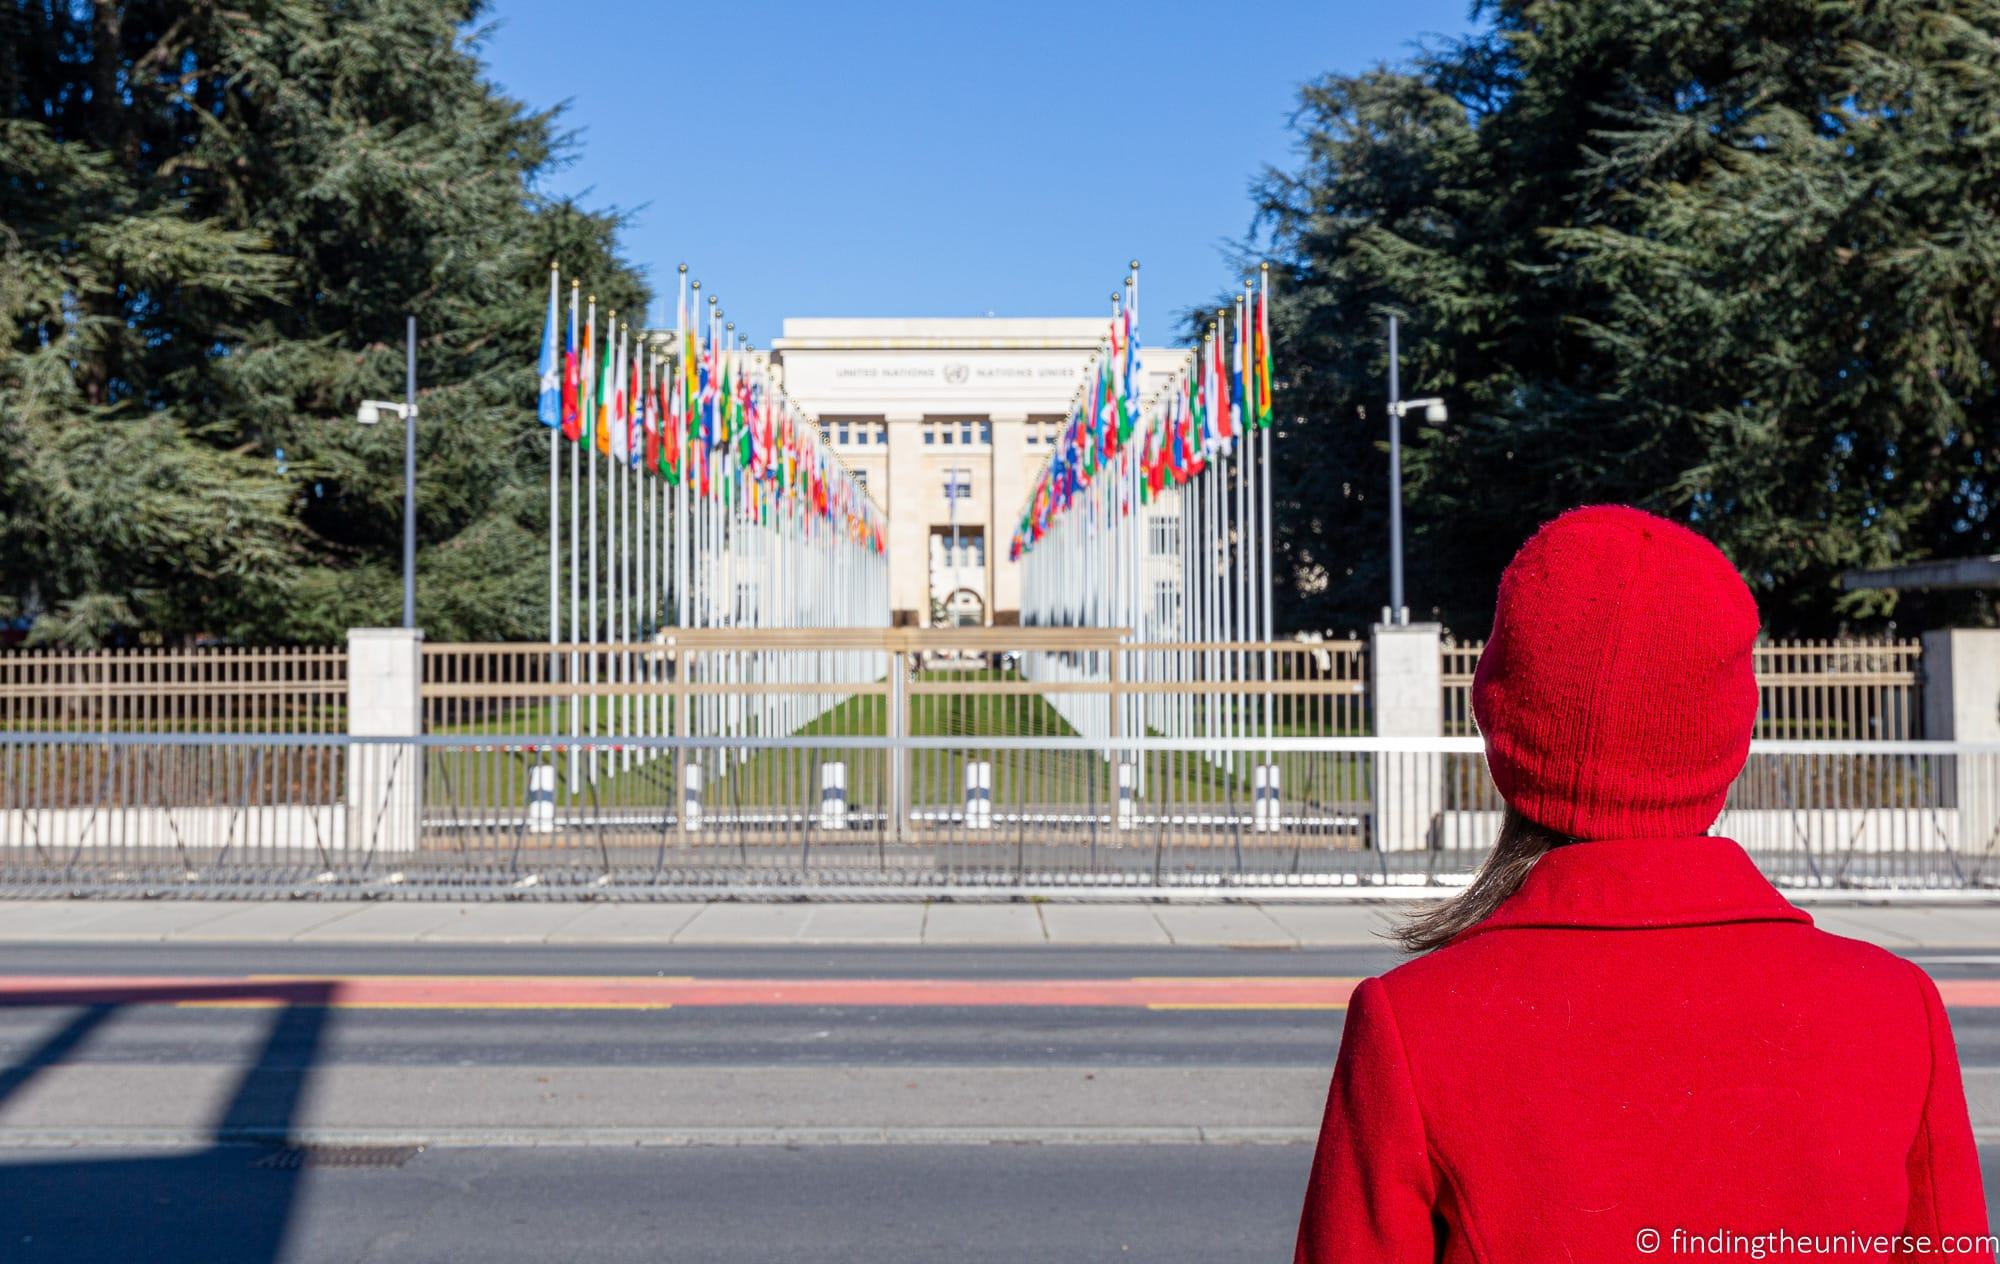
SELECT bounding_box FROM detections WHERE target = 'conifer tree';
[1254,0,1999,636]
[1,0,648,644]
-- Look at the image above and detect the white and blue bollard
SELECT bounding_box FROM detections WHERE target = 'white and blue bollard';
[964,760,993,830]
[527,763,556,835]
[820,761,848,831]
[1116,759,1137,831]
[1253,764,1281,833]
[681,763,703,833]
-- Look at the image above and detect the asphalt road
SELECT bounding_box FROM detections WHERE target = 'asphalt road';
[1,942,1998,1262]
[0,1142,1312,1264]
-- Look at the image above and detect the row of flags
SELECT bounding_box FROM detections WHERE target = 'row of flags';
[1009,268,1275,562]
[536,264,884,554]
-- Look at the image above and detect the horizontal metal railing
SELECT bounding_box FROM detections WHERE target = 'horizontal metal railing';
[0,645,347,733]
[2,733,1994,896]
[1445,639,1923,740]
[418,636,1369,744]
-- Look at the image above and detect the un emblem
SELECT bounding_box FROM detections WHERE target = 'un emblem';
[943,362,970,385]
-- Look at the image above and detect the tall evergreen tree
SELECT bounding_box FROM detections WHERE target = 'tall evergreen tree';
[1,0,647,645]
[1253,0,1999,636]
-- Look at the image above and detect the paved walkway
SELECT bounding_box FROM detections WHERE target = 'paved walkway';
[0,899,1997,948]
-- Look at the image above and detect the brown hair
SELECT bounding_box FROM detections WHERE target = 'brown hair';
[1393,807,1576,953]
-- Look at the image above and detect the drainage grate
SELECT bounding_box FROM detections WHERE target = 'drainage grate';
[252,1144,424,1170]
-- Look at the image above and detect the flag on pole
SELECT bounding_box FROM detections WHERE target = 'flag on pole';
[610,326,631,464]
[1255,278,1274,429]
[561,284,583,442]
[537,266,561,427]
[593,312,613,456]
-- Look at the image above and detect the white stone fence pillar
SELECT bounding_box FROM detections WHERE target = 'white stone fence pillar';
[345,628,424,857]
[1923,628,2000,856]
[1370,622,1444,851]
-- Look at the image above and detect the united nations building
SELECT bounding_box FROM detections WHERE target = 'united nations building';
[768,317,1183,627]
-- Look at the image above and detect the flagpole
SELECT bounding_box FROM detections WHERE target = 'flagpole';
[676,270,690,633]
[618,320,634,766]
[568,279,581,793]
[638,343,652,747]
[586,299,601,785]
[545,263,561,680]
[1258,265,1277,751]
[608,320,622,763]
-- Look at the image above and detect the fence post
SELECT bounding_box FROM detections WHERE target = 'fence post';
[1370,621,1443,851]
[890,648,910,843]
[345,628,423,857]
[1921,628,2000,856]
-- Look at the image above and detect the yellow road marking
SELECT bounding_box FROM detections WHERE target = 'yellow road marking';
[242,974,697,984]
[178,1000,675,1011]
[1146,1002,1349,1011]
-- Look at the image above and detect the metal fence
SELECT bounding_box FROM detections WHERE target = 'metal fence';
[1442,638,1924,740]
[419,633,1370,743]
[2,732,1994,896]
[0,646,347,733]
[0,635,1911,743]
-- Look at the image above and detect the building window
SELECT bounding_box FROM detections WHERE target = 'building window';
[923,424,936,446]
[1152,579,1181,626]
[932,530,985,569]
[1149,513,1181,557]
[826,420,886,448]
[852,470,868,492]
[978,421,992,445]
[943,468,971,501]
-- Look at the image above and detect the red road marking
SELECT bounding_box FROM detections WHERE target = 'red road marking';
[0,975,1994,1010]
[0,975,1360,1010]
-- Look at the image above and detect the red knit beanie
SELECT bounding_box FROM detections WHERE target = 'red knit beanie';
[1471,505,1760,840]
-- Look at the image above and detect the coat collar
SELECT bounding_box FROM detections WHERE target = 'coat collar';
[1456,835,1812,940]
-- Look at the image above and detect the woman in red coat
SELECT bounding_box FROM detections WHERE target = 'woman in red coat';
[1295,506,1989,1263]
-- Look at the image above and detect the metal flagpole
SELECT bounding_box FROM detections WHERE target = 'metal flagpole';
[586,299,601,784]
[546,263,561,676]
[638,344,652,747]
[1258,265,1277,750]
[677,271,690,633]
[542,263,561,802]
[1224,298,1240,772]
[568,280,581,793]
[609,320,625,764]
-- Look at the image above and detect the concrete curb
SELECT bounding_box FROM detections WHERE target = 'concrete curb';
[0,1126,1322,1149]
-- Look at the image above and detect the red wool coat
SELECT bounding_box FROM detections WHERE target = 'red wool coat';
[1295,836,1990,1263]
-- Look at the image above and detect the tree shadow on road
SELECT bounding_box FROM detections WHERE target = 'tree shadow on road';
[0,979,335,1264]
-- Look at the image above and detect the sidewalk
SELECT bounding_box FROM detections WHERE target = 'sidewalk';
[0,898,1996,949]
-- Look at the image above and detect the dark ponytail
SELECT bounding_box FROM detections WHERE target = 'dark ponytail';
[1393,807,1575,953]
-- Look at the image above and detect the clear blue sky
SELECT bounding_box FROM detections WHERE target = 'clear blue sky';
[477,0,1483,346]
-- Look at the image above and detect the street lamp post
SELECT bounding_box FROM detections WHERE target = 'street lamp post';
[356,315,419,629]
[403,314,416,628]
[1384,314,1447,627]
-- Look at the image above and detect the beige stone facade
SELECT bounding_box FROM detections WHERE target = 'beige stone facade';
[769,317,1180,626]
